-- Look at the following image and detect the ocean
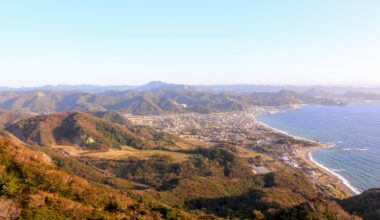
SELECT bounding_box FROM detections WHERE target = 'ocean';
[257,103,380,194]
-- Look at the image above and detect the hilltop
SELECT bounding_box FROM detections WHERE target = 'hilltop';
[0,87,341,115]
[0,131,194,219]
[340,188,380,220]
[5,111,188,150]
[0,131,361,219]
[0,109,32,129]
[0,111,374,219]
[0,99,376,219]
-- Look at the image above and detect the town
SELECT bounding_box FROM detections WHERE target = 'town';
[128,108,351,198]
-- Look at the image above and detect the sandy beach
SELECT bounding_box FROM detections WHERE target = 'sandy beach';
[256,119,357,197]
[297,146,357,197]
[255,120,323,145]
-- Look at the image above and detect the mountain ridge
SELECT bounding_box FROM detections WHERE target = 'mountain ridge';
[2,81,380,94]
[0,112,378,219]
[0,88,342,115]
[5,111,188,150]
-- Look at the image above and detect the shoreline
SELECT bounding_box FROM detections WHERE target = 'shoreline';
[307,149,361,195]
[255,120,326,146]
[255,117,358,197]
[298,146,359,196]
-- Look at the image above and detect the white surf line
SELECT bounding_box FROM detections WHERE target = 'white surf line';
[308,151,361,195]
[255,120,323,145]
[255,118,360,195]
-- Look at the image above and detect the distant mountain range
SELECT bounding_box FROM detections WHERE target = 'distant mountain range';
[0,81,187,93]
[1,82,380,219]
[203,84,380,94]
[2,81,380,94]
[0,84,343,115]
[0,81,380,115]
[340,92,380,101]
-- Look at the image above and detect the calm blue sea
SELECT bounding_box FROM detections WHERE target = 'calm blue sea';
[257,103,380,194]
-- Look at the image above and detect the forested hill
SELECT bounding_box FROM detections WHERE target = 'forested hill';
[0,131,194,219]
[0,131,365,219]
[0,87,342,115]
[5,111,189,150]
[0,110,376,219]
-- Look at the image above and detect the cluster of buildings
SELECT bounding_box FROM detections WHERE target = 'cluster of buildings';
[129,109,346,195]
[129,108,270,144]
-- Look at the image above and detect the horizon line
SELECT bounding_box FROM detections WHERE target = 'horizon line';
[2,81,380,89]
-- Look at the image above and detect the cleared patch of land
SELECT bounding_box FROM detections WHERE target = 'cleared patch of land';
[236,147,273,160]
[53,145,191,162]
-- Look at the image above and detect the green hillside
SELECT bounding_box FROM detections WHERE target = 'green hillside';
[5,111,187,150]
[0,111,373,219]
[0,88,342,115]
[0,131,193,219]
[340,188,380,220]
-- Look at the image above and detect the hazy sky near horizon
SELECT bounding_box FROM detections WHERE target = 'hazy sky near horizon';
[1,0,380,87]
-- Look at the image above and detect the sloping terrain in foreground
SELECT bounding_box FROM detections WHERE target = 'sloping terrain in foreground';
[0,131,195,219]
[5,111,190,150]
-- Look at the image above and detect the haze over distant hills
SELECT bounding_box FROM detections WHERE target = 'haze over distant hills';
[0,81,380,219]
[0,82,344,115]
[2,81,380,94]
[0,81,181,93]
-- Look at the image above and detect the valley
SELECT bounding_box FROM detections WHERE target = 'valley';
[2,0,380,218]
[128,108,352,198]
[0,87,378,219]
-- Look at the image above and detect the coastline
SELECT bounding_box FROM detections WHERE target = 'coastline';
[307,148,361,195]
[298,146,359,196]
[255,117,358,197]
[255,120,324,146]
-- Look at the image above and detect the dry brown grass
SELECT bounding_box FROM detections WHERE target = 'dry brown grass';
[57,145,191,162]
[236,147,272,160]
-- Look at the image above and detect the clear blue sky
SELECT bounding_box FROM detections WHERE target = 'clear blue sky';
[1,0,380,87]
